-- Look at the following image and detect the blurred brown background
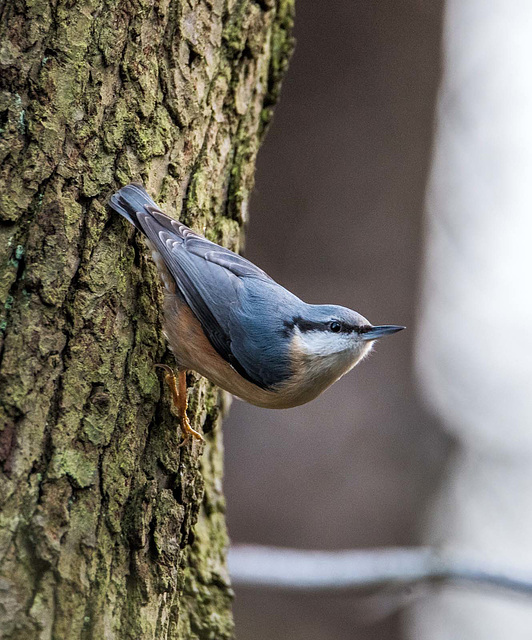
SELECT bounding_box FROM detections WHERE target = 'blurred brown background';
[223,1,449,638]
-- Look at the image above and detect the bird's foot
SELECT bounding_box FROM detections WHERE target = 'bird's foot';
[155,364,205,446]
[177,414,205,448]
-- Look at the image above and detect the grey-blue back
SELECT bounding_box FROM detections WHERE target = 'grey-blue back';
[110,184,304,389]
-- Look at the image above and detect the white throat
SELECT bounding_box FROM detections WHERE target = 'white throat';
[297,329,373,365]
[289,329,374,397]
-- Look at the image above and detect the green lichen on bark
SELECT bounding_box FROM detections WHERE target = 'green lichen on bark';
[0,1,294,638]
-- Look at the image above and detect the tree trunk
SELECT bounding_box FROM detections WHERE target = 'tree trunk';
[0,1,293,638]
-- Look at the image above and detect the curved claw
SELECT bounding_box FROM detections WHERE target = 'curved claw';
[177,416,205,447]
[155,363,174,377]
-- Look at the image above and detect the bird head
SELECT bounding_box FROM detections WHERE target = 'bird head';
[286,304,405,373]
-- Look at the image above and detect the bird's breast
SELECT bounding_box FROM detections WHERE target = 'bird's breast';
[271,333,367,408]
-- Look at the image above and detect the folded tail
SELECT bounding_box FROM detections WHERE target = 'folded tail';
[109,183,159,234]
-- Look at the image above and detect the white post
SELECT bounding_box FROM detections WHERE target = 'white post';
[410,0,532,638]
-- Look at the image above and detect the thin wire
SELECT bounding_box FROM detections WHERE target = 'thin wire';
[228,545,532,597]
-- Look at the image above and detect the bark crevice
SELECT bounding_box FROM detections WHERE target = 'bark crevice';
[0,1,294,638]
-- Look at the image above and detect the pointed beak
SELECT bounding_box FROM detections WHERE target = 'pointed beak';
[360,325,406,341]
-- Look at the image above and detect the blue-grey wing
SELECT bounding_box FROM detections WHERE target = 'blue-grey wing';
[225,277,302,389]
[150,221,298,389]
[110,184,292,389]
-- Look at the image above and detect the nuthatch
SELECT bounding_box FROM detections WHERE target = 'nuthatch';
[110,183,404,443]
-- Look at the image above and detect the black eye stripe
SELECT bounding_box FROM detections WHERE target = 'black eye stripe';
[290,317,325,333]
[357,325,372,334]
[283,317,357,334]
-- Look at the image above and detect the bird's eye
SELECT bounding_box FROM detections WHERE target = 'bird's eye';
[329,321,342,333]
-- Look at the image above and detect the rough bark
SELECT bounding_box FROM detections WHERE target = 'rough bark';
[0,1,294,638]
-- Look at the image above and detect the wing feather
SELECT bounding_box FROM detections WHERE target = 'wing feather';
[142,219,278,388]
